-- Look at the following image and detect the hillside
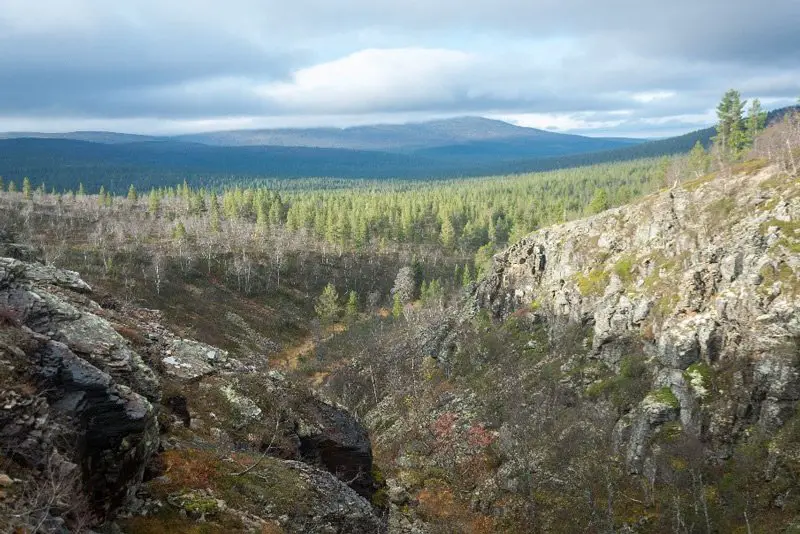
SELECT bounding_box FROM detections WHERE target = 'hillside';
[312,160,800,532]
[0,113,797,533]
[0,116,649,191]
[3,108,793,192]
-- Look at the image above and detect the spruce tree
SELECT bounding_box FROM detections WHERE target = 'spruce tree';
[588,188,609,214]
[315,283,341,324]
[715,89,747,156]
[148,189,160,217]
[746,98,767,146]
[392,293,403,320]
[688,141,709,178]
[22,177,31,200]
[345,291,359,321]
[210,192,221,232]
[128,184,138,203]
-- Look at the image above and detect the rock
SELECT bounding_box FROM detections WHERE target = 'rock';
[475,167,800,473]
[161,338,229,381]
[0,473,12,487]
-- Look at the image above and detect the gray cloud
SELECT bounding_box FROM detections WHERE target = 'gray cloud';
[0,0,798,134]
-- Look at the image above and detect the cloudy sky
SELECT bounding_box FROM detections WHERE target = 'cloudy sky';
[1,0,799,137]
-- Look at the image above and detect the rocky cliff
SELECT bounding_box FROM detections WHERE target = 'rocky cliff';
[477,164,799,474]
[0,255,386,533]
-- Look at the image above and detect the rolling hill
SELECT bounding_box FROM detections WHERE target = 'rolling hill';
[0,108,794,193]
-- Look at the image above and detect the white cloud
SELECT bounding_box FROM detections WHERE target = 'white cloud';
[630,91,676,103]
[257,48,474,113]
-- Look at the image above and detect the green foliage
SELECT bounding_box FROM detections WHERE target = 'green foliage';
[315,283,341,324]
[587,188,609,215]
[687,141,709,178]
[148,189,160,216]
[647,387,680,409]
[613,255,636,284]
[392,293,403,319]
[345,290,359,321]
[714,89,748,157]
[575,268,609,296]
[22,176,31,200]
[461,263,473,288]
[127,184,138,202]
[585,355,649,411]
[173,222,187,241]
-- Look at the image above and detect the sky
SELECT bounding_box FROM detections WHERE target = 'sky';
[1,0,799,138]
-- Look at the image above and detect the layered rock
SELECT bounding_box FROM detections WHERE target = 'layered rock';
[0,257,387,532]
[0,259,160,523]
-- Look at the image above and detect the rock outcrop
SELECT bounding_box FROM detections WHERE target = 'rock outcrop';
[0,258,160,526]
[0,257,386,533]
[477,165,800,472]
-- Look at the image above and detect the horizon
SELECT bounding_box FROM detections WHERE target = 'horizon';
[0,112,718,140]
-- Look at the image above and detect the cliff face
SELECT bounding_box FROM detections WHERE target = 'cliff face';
[0,255,386,533]
[477,165,799,471]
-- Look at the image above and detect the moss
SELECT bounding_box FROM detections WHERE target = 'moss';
[150,449,312,521]
[371,488,389,508]
[759,218,800,237]
[706,197,736,226]
[122,510,240,534]
[584,356,649,412]
[647,387,680,409]
[178,492,222,517]
[759,262,798,296]
[613,255,636,285]
[730,158,768,175]
[216,456,311,517]
[575,268,610,296]
[653,421,683,444]
[682,172,716,192]
[684,362,713,398]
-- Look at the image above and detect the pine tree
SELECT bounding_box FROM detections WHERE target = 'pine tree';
[588,188,609,214]
[210,192,221,232]
[148,189,160,217]
[173,222,187,241]
[127,184,138,203]
[746,98,767,146]
[687,141,709,178]
[97,186,106,207]
[440,215,456,249]
[78,183,85,196]
[22,177,31,200]
[345,291,359,321]
[419,281,430,303]
[461,264,473,288]
[8,181,16,193]
[715,89,747,156]
[315,283,341,324]
[392,293,403,320]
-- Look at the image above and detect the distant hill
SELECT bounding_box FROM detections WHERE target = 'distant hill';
[173,117,643,154]
[0,131,162,144]
[0,108,795,193]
